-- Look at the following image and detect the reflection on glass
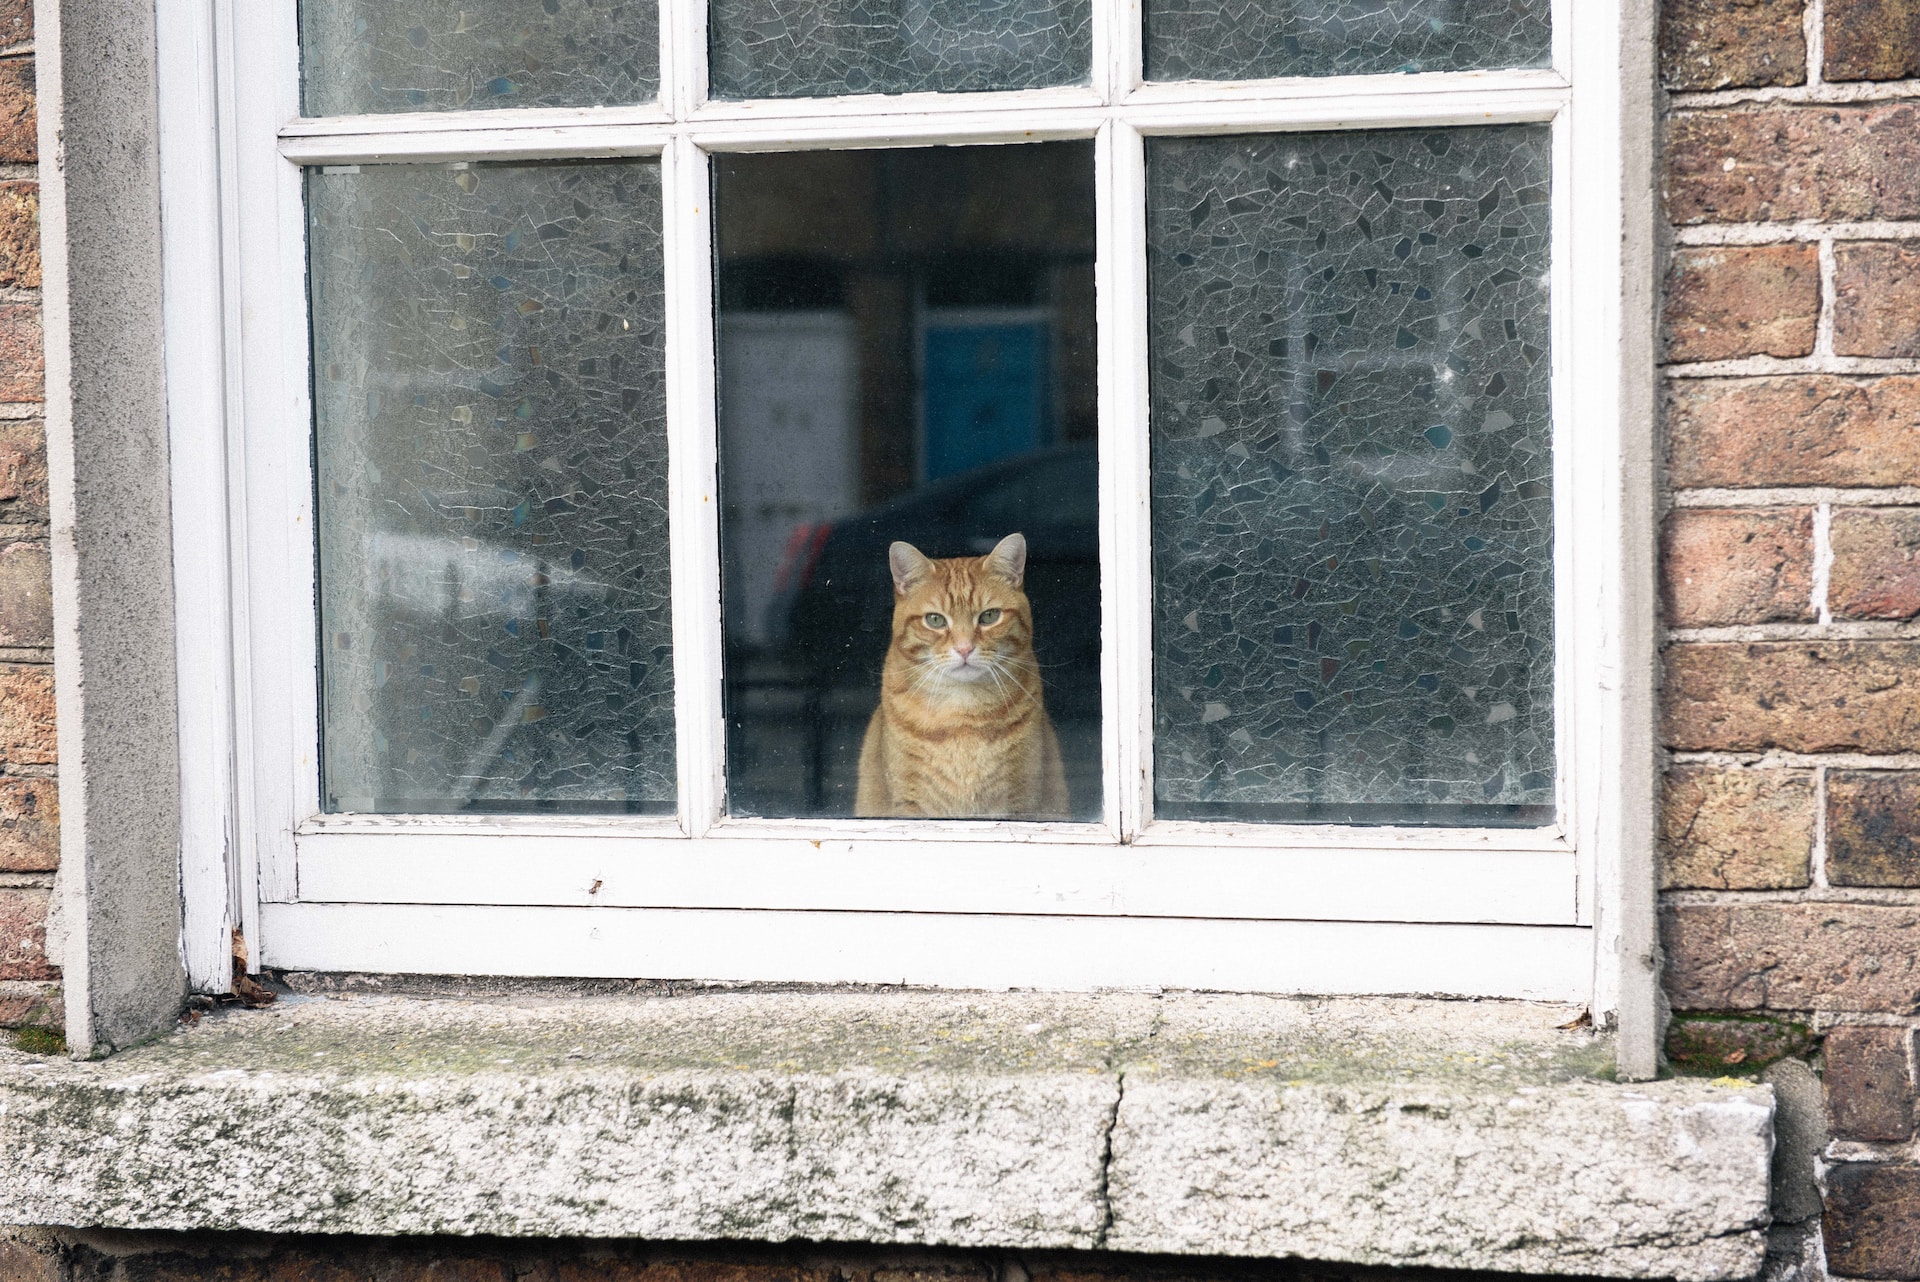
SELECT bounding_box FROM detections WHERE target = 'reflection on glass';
[300,0,660,116]
[311,160,674,813]
[1144,0,1550,82]
[716,143,1100,820]
[1147,126,1555,825]
[708,0,1091,98]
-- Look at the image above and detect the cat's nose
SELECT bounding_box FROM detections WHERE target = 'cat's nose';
[953,643,974,661]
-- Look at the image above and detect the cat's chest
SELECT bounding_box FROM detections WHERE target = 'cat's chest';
[906,724,1030,796]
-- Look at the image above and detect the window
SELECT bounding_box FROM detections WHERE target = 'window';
[162,0,1650,1009]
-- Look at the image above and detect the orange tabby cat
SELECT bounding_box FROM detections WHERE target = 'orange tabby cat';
[855,532,1069,819]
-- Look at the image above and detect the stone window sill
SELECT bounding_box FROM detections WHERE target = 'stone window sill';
[0,990,1770,1279]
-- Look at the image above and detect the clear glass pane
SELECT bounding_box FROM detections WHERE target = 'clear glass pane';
[311,160,674,814]
[1144,0,1550,82]
[300,0,660,116]
[716,143,1100,820]
[708,0,1091,99]
[1147,125,1554,825]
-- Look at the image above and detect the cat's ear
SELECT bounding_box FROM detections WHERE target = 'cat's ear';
[984,532,1026,587]
[889,541,934,597]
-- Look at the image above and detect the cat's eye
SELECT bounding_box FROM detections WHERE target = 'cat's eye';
[924,612,948,629]
[978,609,1002,626]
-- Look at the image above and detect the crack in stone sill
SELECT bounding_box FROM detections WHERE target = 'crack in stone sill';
[1093,1068,1123,1249]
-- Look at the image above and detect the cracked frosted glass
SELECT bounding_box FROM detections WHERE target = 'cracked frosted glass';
[1147,125,1554,825]
[311,160,674,814]
[301,0,659,116]
[1144,0,1550,82]
[709,0,1091,98]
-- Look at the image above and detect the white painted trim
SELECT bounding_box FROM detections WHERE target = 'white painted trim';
[1097,119,1152,837]
[226,0,316,943]
[664,0,705,116]
[280,105,677,139]
[157,0,237,992]
[663,136,726,835]
[279,129,671,166]
[281,79,1569,165]
[259,901,1595,1001]
[158,7,1651,1009]
[291,832,1578,925]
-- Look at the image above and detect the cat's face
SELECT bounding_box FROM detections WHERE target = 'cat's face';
[887,534,1033,692]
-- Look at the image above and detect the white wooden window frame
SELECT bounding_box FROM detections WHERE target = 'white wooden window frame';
[159,0,1654,1025]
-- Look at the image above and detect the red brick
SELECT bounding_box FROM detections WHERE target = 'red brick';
[1663,901,1920,1012]
[109,1253,268,1282]
[0,979,57,1026]
[0,538,49,645]
[0,419,48,517]
[0,181,38,289]
[1665,245,1819,362]
[0,58,33,165]
[1827,0,1920,80]
[0,0,29,48]
[0,302,42,402]
[1663,0,1807,89]
[1836,242,1920,358]
[1663,642,1920,753]
[382,1258,513,1282]
[0,1235,59,1282]
[1667,376,1920,488]
[1661,507,1813,626]
[1826,1162,1920,1278]
[1667,104,1920,224]
[0,885,50,981]
[1828,770,1920,886]
[0,664,55,765]
[0,775,55,872]
[1827,1024,1917,1141]
[1661,766,1813,889]
[540,1263,834,1282]
[1833,509,1920,620]
[256,1252,355,1282]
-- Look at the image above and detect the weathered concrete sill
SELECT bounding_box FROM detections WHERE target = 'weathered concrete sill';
[0,991,1771,1279]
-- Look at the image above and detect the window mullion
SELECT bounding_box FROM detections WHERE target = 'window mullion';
[664,0,708,117]
[1096,118,1152,841]
[662,135,726,836]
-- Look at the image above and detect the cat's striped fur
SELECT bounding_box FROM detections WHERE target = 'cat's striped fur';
[855,533,1069,820]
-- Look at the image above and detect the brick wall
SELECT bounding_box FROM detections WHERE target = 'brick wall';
[1658,0,1920,1276]
[0,0,54,1049]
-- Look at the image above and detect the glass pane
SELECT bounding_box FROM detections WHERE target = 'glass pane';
[1147,125,1554,825]
[1144,0,1550,82]
[311,160,674,814]
[708,0,1091,99]
[716,143,1100,820]
[301,0,659,116]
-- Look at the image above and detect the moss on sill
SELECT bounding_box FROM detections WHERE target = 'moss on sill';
[1666,1013,1815,1077]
